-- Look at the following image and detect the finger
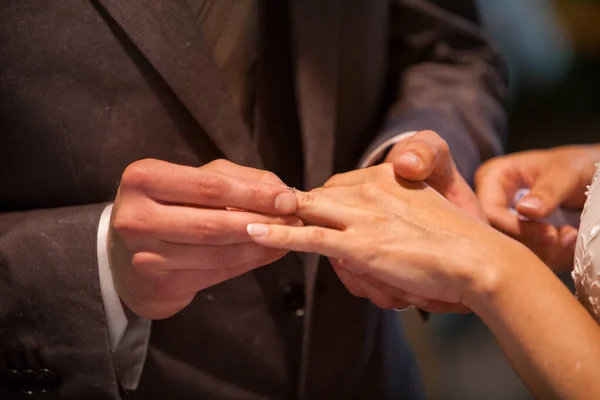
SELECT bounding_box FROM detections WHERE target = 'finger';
[484,205,570,266]
[157,207,303,245]
[310,186,363,207]
[246,223,352,259]
[347,272,412,309]
[351,273,412,309]
[202,159,286,186]
[559,225,579,250]
[331,260,367,297]
[419,301,471,315]
[517,164,581,220]
[293,190,359,228]
[476,158,526,209]
[120,159,297,214]
[549,225,578,272]
[138,246,288,305]
[389,132,487,221]
[132,242,288,272]
[485,205,558,245]
[386,130,450,182]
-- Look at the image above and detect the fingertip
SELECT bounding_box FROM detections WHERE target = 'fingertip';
[247,223,270,237]
[274,192,298,214]
[516,195,546,218]
[393,153,428,181]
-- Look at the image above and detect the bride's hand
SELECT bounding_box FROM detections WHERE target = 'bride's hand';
[476,144,600,271]
[247,163,522,309]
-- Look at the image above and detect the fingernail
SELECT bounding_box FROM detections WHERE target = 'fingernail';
[518,196,543,212]
[247,224,269,237]
[561,230,578,248]
[397,152,421,169]
[274,192,297,213]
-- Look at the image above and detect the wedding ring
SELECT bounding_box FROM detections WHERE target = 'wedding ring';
[393,305,415,312]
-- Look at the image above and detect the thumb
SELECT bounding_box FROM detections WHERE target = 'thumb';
[517,164,579,220]
[387,130,487,221]
[387,130,451,182]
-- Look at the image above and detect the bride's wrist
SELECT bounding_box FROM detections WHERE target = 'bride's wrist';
[460,235,540,309]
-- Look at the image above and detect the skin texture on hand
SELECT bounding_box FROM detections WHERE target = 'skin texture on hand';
[475,144,600,272]
[108,158,300,319]
[247,163,502,313]
[247,162,600,399]
[323,129,487,313]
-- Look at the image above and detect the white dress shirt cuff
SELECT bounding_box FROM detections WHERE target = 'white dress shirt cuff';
[98,204,127,352]
[97,203,150,391]
[358,131,418,169]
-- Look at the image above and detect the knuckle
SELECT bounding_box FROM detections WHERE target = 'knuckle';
[131,252,162,274]
[261,170,283,184]
[121,159,157,190]
[245,183,264,200]
[195,173,228,201]
[310,187,325,196]
[307,227,326,246]
[298,191,317,207]
[359,182,385,199]
[205,158,231,169]
[191,218,223,240]
[205,247,243,269]
[324,173,344,187]
[112,205,154,235]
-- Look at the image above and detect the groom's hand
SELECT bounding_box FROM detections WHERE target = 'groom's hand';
[109,159,300,319]
[385,130,487,222]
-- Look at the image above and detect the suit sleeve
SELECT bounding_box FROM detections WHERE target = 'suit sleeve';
[364,0,509,183]
[0,204,122,399]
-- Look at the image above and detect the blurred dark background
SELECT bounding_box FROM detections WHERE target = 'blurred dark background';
[401,1,600,399]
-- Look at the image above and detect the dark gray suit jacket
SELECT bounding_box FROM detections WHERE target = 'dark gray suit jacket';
[0,0,507,399]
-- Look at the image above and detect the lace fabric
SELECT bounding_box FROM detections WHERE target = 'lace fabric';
[573,162,600,321]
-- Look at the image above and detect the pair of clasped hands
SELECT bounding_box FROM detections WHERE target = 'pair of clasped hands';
[109,130,596,319]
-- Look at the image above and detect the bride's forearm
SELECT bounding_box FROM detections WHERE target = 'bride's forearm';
[464,240,600,400]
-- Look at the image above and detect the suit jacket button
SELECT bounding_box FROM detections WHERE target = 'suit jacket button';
[18,369,36,395]
[1,369,19,393]
[283,284,305,316]
[36,368,59,393]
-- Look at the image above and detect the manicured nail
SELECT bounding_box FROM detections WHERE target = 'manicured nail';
[561,230,578,248]
[397,152,421,169]
[518,196,543,212]
[247,224,269,237]
[274,192,297,213]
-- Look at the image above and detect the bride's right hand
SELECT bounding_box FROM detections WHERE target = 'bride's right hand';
[246,163,532,309]
[475,144,600,271]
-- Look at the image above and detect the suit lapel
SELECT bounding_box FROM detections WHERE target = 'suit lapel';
[289,1,340,397]
[93,0,263,168]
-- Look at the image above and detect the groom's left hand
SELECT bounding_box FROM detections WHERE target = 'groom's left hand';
[385,130,487,222]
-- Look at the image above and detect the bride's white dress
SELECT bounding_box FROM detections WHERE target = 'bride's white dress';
[573,163,600,321]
